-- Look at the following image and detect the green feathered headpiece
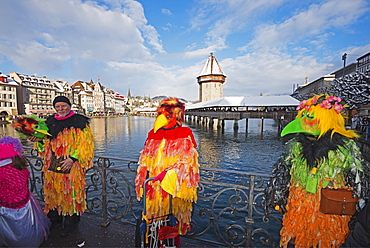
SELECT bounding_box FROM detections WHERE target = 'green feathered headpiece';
[12,115,51,138]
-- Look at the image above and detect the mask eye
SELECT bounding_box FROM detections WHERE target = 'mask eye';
[303,111,314,120]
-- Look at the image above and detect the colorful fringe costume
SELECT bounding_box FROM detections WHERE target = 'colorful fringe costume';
[135,98,200,235]
[39,114,94,216]
[264,95,370,248]
[279,135,363,247]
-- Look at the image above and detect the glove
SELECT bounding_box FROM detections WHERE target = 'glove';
[152,171,167,182]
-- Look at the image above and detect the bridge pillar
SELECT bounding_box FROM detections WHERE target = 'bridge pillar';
[245,118,249,133]
[260,117,264,135]
[233,120,239,130]
[209,118,214,128]
[217,119,224,130]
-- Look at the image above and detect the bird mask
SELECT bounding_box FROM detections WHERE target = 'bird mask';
[12,115,51,138]
[281,95,358,139]
[153,98,185,133]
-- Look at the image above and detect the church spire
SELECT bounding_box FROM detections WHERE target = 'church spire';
[127,88,131,98]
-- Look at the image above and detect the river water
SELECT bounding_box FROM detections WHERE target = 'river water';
[0,116,284,174]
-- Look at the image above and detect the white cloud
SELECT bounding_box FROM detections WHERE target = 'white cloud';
[0,0,162,70]
[248,0,368,51]
[161,8,172,16]
[220,51,332,97]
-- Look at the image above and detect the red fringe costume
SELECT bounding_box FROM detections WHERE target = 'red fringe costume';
[135,127,200,235]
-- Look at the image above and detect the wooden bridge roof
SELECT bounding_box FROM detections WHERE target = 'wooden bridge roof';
[186,95,299,110]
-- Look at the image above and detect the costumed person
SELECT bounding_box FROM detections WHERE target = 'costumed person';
[0,136,51,247]
[28,96,94,237]
[264,95,370,248]
[135,98,200,243]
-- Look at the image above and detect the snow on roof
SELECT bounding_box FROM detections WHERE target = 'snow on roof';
[0,74,19,86]
[136,107,157,112]
[186,95,299,110]
[198,53,225,76]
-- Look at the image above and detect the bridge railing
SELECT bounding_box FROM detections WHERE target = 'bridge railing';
[24,148,282,247]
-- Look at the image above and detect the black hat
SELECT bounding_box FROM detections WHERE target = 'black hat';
[53,96,71,107]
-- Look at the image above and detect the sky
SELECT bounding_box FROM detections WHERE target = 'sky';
[1,0,370,102]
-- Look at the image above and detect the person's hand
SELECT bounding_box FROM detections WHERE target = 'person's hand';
[60,157,74,172]
[28,136,42,142]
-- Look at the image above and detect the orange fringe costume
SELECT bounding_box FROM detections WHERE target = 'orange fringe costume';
[135,98,200,235]
[278,138,360,248]
[281,185,351,247]
[40,126,94,216]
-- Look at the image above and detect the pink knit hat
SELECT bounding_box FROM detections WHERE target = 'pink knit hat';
[0,136,23,160]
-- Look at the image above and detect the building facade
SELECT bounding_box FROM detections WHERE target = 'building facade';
[291,74,335,100]
[0,73,18,117]
[0,72,130,117]
[357,52,370,74]
[10,72,55,116]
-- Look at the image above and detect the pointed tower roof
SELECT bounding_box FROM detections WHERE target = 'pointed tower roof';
[199,53,225,76]
[127,88,131,98]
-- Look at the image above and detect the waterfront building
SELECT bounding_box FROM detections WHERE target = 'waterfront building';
[103,88,115,114]
[54,80,73,101]
[71,81,95,114]
[90,81,104,114]
[112,92,127,114]
[291,74,336,100]
[197,53,226,102]
[331,63,357,79]
[0,72,18,117]
[10,72,55,116]
[357,52,370,74]
[0,71,129,116]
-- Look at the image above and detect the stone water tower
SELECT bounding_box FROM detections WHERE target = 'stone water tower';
[197,53,226,102]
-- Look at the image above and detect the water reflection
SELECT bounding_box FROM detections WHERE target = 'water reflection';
[188,118,283,175]
[1,116,283,174]
[91,116,154,159]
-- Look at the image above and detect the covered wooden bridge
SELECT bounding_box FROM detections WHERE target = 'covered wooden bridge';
[185,95,300,132]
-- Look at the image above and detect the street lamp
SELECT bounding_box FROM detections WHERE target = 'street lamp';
[342,53,347,78]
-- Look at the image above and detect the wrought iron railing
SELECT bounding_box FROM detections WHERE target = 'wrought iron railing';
[24,147,282,247]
